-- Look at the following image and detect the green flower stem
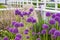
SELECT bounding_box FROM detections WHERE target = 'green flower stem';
[56,22,58,30]
[57,37,60,40]
[43,34,45,40]
[46,30,48,40]
[51,35,54,40]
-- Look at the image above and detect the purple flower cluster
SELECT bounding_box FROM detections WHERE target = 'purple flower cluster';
[49,19,56,25]
[15,33,22,40]
[12,21,24,28]
[46,12,51,17]
[24,29,29,34]
[27,17,36,23]
[7,27,18,34]
[42,24,49,29]
[3,36,9,40]
[15,8,33,17]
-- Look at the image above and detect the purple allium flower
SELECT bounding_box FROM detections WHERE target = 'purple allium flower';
[15,9,21,15]
[37,32,40,35]
[22,12,27,15]
[55,16,60,21]
[46,12,51,17]
[26,36,30,39]
[29,8,33,12]
[32,18,36,23]
[16,33,22,39]
[32,32,36,35]
[42,24,49,29]
[26,17,33,22]
[24,29,29,34]
[12,21,16,26]
[3,36,9,40]
[14,22,20,28]
[41,30,46,34]
[54,30,60,37]
[49,19,56,25]
[56,13,60,17]
[52,14,56,18]
[49,28,56,34]
[14,37,20,40]
[36,38,40,40]
[12,27,18,34]
[19,22,24,27]
[8,28,13,33]
[28,12,31,15]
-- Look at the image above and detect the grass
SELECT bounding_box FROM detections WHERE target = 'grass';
[0,5,6,8]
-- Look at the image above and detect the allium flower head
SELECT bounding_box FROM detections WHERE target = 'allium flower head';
[26,36,30,39]
[3,36,9,40]
[12,27,18,34]
[8,28,13,33]
[32,32,36,35]
[19,22,24,27]
[12,21,16,26]
[14,22,20,28]
[23,11,28,15]
[52,14,56,18]
[15,9,21,15]
[36,38,40,40]
[32,18,36,23]
[49,19,56,25]
[16,33,22,39]
[56,13,60,17]
[46,12,51,17]
[37,32,40,35]
[27,17,33,22]
[14,37,20,40]
[54,30,60,37]
[29,8,33,12]
[42,24,49,29]
[49,28,56,34]
[41,30,46,34]
[52,35,56,39]
[24,29,29,34]
[55,16,60,21]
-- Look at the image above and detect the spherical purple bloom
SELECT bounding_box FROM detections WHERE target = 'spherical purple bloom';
[19,22,24,27]
[26,36,30,39]
[29,8,33,12]
[23,11,28,15]
[8,28,13,33]
[55,16,60,21]
[19,13,23,17]
[54,30,60,37]
[42,24,49,29]
[41,30,46,34]
[3,36,9,40]
[14,22,20,28]
[16,33,22,39]
[32,32,36,35]
[37,32,40,35]
[49,19,56,25]
[46,12,51,17]
[56,13,60,17]
[49,28,56,34]
[24,29,29,34]
[32,18,36,23]
[52,14,56,18]
[36,38,40,40]
[26,17,33,22]
[12,28,18,34]
[14,37,20,40]
[12,21,16,26]
[15,9,21,15]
